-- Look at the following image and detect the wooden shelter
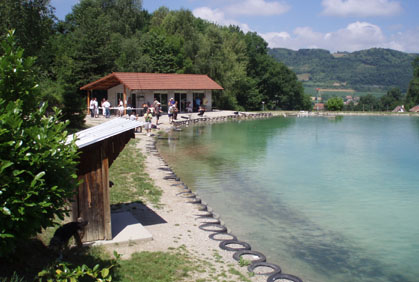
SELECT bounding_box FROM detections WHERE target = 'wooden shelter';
[80,72,224,114]
[68,118,143,241]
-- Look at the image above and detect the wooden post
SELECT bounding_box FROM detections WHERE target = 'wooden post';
[100,140,112,240]
[87,90,91,115]
[123,85,127,115]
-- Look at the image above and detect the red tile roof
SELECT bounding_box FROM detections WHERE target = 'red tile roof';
[80,72,224,91]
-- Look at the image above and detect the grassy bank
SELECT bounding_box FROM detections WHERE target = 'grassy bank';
[1,136,253,282]
[109,138,162,206]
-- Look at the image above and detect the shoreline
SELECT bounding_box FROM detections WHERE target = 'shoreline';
[87,111,276,281]
[86,110,417,281]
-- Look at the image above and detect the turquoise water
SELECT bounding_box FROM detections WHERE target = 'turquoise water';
[157,116,419,282]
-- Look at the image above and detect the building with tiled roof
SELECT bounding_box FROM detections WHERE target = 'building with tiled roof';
[81,72,223,114]
[409,105,419,112]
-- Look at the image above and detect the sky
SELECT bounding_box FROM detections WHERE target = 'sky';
[50,0,419,53]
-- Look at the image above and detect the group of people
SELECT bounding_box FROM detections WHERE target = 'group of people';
[90,96,207,135]
[89,98,111,118]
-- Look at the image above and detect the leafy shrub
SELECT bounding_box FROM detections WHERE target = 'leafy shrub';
[38,251,121,282]
[0,31,79,256]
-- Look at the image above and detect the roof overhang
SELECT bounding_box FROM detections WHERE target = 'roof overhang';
[67,118,144,148]
[80,72,224,92]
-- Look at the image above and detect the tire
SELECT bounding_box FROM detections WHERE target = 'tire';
[209,232,237,241]
[177,192,196,198]
[196,212,214,218]
[233,250,266,264]
[196,217,220,225]
[219,240,251,252]
[187,198,201,204]
[247,262,281,276]
[197,204,208,211]
[199,223,227,233]
[267,273,303,282]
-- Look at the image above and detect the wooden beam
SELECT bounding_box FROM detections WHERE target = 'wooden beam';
[123,85,127,115]
[87,90,91,115]
[101,140,112,240]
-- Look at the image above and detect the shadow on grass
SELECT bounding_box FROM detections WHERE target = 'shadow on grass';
[0,238,117,281]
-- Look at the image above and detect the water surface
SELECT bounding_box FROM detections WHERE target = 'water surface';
[157,116,419,282]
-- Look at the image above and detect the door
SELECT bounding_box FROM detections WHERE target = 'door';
[175,93,187,112]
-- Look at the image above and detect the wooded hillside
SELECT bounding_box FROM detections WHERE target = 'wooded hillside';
[269,48,417,92]
[0,0,311,127]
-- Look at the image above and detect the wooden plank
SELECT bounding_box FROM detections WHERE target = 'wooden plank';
[87,90,91,115]
[72,129,136,242]
[101,139,112,239]
[123,85,127,115]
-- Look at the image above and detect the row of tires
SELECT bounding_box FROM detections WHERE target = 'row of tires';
[157,144,303,282]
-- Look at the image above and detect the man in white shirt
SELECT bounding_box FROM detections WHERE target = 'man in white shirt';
[103,99,111,118]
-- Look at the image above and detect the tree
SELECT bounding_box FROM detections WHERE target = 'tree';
[326,97,344,111]
[405,56,419,109]
[380,87,402,111]
[355,94,381,111]
[0,0,55,68]
[0,31,79,256]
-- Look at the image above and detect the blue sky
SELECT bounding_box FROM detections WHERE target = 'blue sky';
[50,0,419,53]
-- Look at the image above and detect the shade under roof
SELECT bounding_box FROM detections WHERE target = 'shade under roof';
[80,72,224,91]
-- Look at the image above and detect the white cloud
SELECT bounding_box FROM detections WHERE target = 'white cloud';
[322,0,402,17]
[192,7,251,32]
[226,0,290,16]
[261,21,419,53]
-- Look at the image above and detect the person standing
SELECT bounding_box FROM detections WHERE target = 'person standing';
[118,99,124,117]
[173,101,179,120]
[101,98,106,117]
[144,108,153,136]
[103,99,111,118]
[155,102,161,125]
[89,98,95,117]
[168,103,174,124]
[93,98,99,117]
[153,97,159,109]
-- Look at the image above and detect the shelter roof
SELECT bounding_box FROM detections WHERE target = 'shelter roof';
[67,118,144,148]
[80,72,224,91]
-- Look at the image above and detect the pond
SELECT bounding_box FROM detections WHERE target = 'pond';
[157,116,419,282]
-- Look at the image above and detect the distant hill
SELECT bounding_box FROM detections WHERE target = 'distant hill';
[268,48,418,93]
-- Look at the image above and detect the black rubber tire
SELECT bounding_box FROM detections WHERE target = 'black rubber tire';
[219,240,251,252]
[208,232,237,241]
[187,198,201,204]
[196,217,220,224]
[195,212,214,218]
[247,262,281,276]
[267,273,303,282]
[197,204,208,211]
[177,192,196,198]
[233,250,266,264]
[199,223,227,233]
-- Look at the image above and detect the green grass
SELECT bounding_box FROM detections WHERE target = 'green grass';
[115,250,194,282]
[1,137,250,282]
[109,138,162,206]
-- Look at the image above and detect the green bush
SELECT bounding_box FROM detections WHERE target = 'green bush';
[325,97,344,111]
[0,31,79,256]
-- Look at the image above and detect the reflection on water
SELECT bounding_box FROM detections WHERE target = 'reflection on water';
[157,116,419,282]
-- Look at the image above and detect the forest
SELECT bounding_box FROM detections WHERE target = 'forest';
[0,0,311,127]
[269,47,417,92]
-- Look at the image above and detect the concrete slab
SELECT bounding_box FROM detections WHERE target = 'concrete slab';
[93,211,153,247]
